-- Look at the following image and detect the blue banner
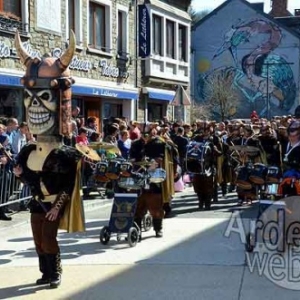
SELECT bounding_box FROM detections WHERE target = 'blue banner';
[138,4,151,58]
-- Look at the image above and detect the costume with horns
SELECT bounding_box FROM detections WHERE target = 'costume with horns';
[13,31,84,288]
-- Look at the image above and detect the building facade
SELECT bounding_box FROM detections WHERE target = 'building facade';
[0,0,138,131]
[137,0,192,122]
[192,0,300,119]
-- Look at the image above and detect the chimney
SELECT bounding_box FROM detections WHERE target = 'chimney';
[250,2,264,12]
[269,0,293,17]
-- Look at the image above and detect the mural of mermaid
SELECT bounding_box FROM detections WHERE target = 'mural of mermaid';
[196,18,297,118]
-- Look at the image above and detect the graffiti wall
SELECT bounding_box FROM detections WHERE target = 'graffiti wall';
[192,0,300,119]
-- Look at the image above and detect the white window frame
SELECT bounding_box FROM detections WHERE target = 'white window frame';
[116,4,129,56]
[87,0,112,55]
[146,7,190,82]
[66,0,83,47]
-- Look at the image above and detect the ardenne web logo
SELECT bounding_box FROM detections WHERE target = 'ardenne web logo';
[224,198,300,291]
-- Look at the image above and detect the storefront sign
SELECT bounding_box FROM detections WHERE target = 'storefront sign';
[99,59,129,79]
[0,41,10,58]
[138,4,151,58]
[92,88,118,98]
[23,42,41,58]
[52,48,92,72]
[0,40,40,59]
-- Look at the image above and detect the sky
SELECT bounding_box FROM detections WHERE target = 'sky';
[192,0,300,14]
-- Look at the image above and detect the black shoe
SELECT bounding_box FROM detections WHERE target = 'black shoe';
[36,276,50,285]
[0,214,12,221]
[49,275,61,288]
[155,230,163,238]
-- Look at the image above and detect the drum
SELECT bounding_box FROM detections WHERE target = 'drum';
[95,162,110,182]
[249,163,268,185]
[185,141,213,175]
[236,165,252,190]
[148,168,167,183]
[118,173,145,190]
[105,160,121,180]
[266,166,282,183]
[119,162,133,178]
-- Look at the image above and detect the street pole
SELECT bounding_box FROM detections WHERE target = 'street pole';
[134,0,139,121]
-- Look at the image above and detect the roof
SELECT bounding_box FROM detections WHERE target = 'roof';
[192,0,300,39]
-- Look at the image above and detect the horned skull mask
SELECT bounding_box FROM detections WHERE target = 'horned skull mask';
[14,31,76,137]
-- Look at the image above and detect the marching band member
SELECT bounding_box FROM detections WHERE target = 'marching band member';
[12,31,84,288]
[130,129,175,238]
[191,121,215,210]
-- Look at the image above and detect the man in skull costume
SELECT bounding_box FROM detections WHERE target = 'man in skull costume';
[13,31,84,288]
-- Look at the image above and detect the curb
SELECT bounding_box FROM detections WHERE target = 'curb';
[0,196,113,232]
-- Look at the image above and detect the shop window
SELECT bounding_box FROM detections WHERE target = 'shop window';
[178,24,187,62]
[68,0,82,46]
[152,14,162,56]
[117,10,128,56]
[103,103,122,119]
[0,0,26,34]
[148,103,163,122]
[0,89,24,123]
[166,20,175,59]
[89,1,111,53]
[0,0,21,19]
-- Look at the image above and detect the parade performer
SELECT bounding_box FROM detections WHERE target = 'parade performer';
[130,129,175,238]
[278,120,300,196]
[190,121,215,210]
[13,31,85,288]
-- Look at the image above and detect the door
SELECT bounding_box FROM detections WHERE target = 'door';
[85,100,101,132]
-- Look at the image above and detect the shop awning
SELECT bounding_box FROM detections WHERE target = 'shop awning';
[143,87,175,101]
[73,85,138,100]
[170,85,191,106]
[0,74,23,87]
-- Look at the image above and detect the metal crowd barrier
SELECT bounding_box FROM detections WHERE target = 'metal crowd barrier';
[0,164,31,209]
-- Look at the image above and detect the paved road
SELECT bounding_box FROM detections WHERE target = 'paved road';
[0,188,299,300]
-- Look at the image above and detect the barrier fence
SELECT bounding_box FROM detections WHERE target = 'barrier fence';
[0,164,32,209]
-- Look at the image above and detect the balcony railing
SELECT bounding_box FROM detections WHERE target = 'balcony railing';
[0,15,28,35]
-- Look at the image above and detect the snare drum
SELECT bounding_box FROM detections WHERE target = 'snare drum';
[95,162,110,182]
[148,168,167,183]
[236,166,252,190]
[105,160,121,180]
[119,162,133,177]
[249,163,268,185]
[118,173,145,190]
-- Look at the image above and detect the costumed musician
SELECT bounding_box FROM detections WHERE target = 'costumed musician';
[278,120,300,196]
[224,121,244,193]
[12,31,85,288]
[129,127,175,239]
[190,121,216,210]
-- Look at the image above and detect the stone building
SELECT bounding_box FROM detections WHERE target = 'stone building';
[0,0,137,131]
[0,0,192,127]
